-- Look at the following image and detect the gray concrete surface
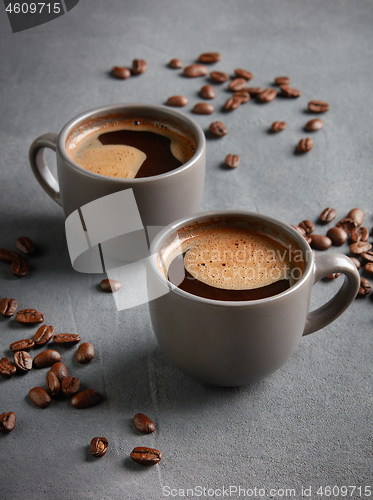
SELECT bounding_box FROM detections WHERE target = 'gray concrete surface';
[0,0,372,499]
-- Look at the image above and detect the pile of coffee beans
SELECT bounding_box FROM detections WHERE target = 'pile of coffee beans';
[111,59,147,79]
[0,236,35,278]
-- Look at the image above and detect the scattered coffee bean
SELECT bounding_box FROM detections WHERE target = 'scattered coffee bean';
[225,154,240,168]
[50,362,68,381]
[308,100,330,113]
[247,87,262,96]
[15,237,35,255]
[350,257,361,270]
[61,376,81,397]
[279,85,301,97]
[350,241,372,255]
[224,96,241,111]
[364,263,373,275]
[70,389,101,409]
[326,226,348,246]
[358,278,371,296]
[0,298,18,317]
[326,273,340,279]
[290,225,306,237]
[305,118,324,132]
[192,103,214,114]
[133,413,156,434]
[199,85,215,99]
[361,251,373,263]
[46,370,61,397]
[76,342,95,364]
[132,59,147,75]
[209,121,228,138]
[53,333,81,347]
[166,95,188,107]
[210,71,229,83]
[0,412,16,433]
[319,207,337,224]
[234,68,253,80]
[271,121,286,133]
[33,349,61,369]
[11,257,28,277]
[13,351,33,372]
[275,76,290,85]
[0,249,20,262]
[228,78,247,92]
[309,234,332,251]
[347,208,364,226]
[33,325,54,347]
[90,437,108,457]
[168,58,183,69]
[29,387,52,409]
[297,138,313,153]
[100,279,121,292]
[336,218,358,234]
[15,309,44,324]
[130,447,162,466]
[258,88,277,102]
[0,357,17,378]
[351,226,369,243]
[198,52,220,63]
[299,220,314,235]
[111,66,131,80]
[184,64,208,77]
[233,90,250,103]
[10,339,35,352]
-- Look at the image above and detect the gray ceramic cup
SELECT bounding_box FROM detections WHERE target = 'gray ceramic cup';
[29,103,206,226]
[147,210,360,387]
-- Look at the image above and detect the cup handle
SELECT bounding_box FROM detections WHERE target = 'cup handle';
[29,133,62,206]
[303,253,360,336]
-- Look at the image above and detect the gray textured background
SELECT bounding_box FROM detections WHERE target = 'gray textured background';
[0,1,372,499]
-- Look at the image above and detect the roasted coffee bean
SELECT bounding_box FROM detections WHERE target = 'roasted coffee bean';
[0,298,18,317]
[15,309,44,324]
[0,357,17,378]
[192,103,214,114]
[51,362,68,381]
[29,387,52,409]
[290,225,306,237]
[308,100,330,113]
[336,218,358,234]
[234,68,253,80]
[279,85,301,97]
[132,59,147,75]
[168,58,183,69]
[70,389,101,409]
[53,333,81,347]
[364,263,373,275]
[358,278,371,296]
[100,279,121,292]
[33,349,61,368]
[46,370,60,397]
[258,88,277,102]
[0,412,16,433]
[133,413,156,434]
[347,208,364,226]
[275,76,290,85]
[33,325,54,346]
[130,447,162,466]
[299,220,314,235]
[209,121,228,138]
[76,342,95,364]
[326,273,340,279]
[61,376,81,396]
[271,121,286,133]
[13,351,33,372]
[326,226,348,246]
[0,248,20,262]
[233,90,250,103]
[184,64,208,77]
[309,234,332,251]
[225,154,240,168]
[228,78,247,91]
[297,138,313,153]
[305,118,324,131]
[199,85,215,99]
[166,95,188,107]
[198,52,220,63]
[111,66,131,80]
[10,339,35,352]
[15,237,35,255]
[210,71,229,83]
[224,96,242,111]
[90,437,109,457]
[350,241,372,255]
[247,87,262,96]
[350,257,361,270]
[361,251,373,263]
[11,257,28,277]
[319,207,337,224]
[351,226,369,243]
